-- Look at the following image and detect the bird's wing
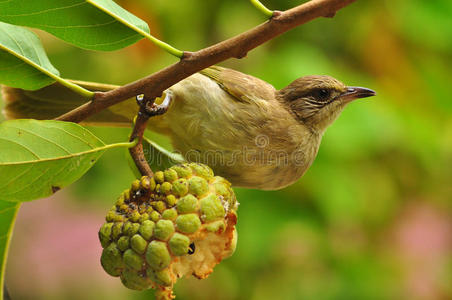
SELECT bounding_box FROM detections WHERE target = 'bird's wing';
[199,66,275,103]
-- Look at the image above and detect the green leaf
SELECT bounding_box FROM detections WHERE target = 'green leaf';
[0,0,150,51]
[0,201,20,300]
[0,119,134,202]
[0,22,59,90]
[128,137,185,178]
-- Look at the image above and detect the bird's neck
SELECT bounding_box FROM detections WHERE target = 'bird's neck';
[290,126,322,166]
[306,103,347,135]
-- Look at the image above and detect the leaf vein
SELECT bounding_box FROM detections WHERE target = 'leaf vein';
[33,20,117,29]
[0,141,129,166]
[43,124,101,148]
[0,164,33,190]
[0,61,26,71]
[0,206,15,214]
[5,125,72,154]
[0,26,25,56]
[42,155,80,193]
[0,136,40,159]
[3,164,50,197]
[0,2,86,17]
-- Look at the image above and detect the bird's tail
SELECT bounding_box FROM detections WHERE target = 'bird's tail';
[1,80,138,126]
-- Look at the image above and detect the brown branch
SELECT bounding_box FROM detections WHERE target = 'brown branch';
[55,0,355,123]
[129,108,153,177]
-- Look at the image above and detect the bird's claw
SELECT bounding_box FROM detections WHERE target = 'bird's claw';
[136,90,173,118]
[146,103,168,116]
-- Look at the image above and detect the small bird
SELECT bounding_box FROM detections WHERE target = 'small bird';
[1,66,375,190]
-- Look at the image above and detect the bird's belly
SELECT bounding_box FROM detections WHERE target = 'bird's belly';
[214,160,304,190]
[172,142,311,190]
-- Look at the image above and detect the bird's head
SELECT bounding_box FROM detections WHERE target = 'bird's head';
[276,75,375,133]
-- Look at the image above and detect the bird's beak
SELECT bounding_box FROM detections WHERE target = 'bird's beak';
[339,86,376,102]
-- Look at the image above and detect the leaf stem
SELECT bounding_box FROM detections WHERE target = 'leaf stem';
[103,139,138,150]
[56,79,94,98]
[138,31,184,58]
[86,0,183,58]
[0,44,94,98]
[250,0,274,17]
[0,139,138,166]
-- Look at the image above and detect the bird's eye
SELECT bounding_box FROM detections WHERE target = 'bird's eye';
[316,88,330,100]
[188,242,195,255]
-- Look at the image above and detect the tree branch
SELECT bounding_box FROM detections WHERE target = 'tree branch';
[55,0,355,123]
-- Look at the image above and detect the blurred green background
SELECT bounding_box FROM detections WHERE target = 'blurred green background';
[2,0,452,299]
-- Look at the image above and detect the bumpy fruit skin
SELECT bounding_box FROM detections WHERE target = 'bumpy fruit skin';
[99,163,238,298]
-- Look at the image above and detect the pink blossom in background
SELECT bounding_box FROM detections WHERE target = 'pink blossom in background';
[6,193,131,300]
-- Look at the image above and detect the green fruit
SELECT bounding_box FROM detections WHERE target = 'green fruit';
[101,243,124,277]
[117,236,130,251]
[124,249,144,270]
[172,179,188,197]
[162,208,178,220]
[165,195,177,206]
[176,194,198,213]
[111,222,124,239]
[154,171,164,184]
[147,268,172,286]
[171,165,192,178]
[169,233,190,256]
[131,234,147,254]
[150,211,160,222]
[205,220,226,233]
[188,176,209,196]
[164,169,178,182]
[154,220,175,241]
[146,240,171,270]
[99,222,113,248]
[188,163,214,180]
[176,214,201,234]
[160,182,172,194]
[120,268,151,290]
[200,194,225,222]
[139,220,155,240]
[98,163,239,296]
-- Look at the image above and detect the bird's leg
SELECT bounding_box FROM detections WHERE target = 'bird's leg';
[130,91,174,177]
[136,90,173,117]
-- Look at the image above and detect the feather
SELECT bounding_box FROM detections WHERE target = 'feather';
[200,66,275,103]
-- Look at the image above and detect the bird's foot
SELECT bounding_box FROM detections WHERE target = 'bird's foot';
[136,90,173,117]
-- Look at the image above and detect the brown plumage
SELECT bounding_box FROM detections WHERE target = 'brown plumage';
[1,66,375,190]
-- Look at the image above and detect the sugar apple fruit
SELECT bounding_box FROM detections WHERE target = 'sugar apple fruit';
[98,163,238,299]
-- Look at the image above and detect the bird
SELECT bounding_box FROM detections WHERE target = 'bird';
[1,66,375,190]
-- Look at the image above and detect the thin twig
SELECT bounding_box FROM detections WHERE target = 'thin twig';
[129,108,153,177]
[55,0,355,123]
